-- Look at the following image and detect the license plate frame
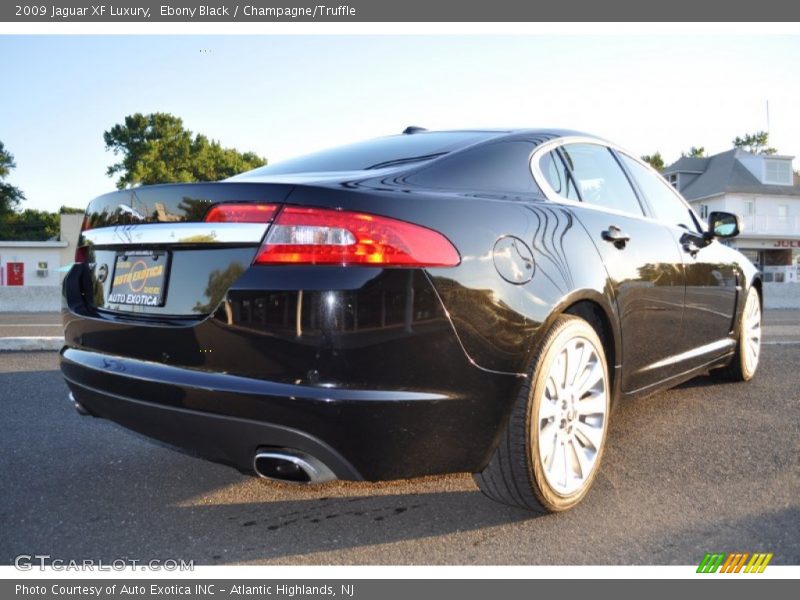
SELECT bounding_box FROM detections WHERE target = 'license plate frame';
[108,251,170,308]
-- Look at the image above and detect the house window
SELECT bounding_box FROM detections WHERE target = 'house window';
[764,160,792,185]
[744,199,755,215]
[699,204,709,219]
[667,173,678,189]
[741,249,760,269]
[778,204,789,220]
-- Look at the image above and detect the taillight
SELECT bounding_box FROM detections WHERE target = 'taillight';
[204,203,279,223]
[254,206,460,267]
[74,245,88,264]
[74,216,91,263]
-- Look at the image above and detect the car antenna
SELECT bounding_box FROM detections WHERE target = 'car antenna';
[402,126,428,134]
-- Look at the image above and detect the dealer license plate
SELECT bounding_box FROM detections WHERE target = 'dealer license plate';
[108,251,169,307]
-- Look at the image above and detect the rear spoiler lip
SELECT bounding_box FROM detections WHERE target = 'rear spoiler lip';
[81,181,296,230]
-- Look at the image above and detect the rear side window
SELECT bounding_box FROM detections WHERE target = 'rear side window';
[559,143,644,216]
[617,153,701,232]
[406,141,539,194]
[540,151,580,200]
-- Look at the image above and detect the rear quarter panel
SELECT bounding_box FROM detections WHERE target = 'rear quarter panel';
[284,182,619,377]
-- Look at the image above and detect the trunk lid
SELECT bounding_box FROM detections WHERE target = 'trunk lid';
[76,182,293,317]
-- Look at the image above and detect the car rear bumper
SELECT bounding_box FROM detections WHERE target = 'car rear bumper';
[61,344,518,481]
[61,260,522,480]
[62,353,362,480]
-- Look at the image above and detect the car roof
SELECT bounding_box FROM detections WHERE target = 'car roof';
[229,128,611,184]
[400,127,599,139]
[390,128,611,152]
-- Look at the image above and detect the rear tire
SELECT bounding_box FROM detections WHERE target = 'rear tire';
[474,315,610,512]
[719,286,762,382]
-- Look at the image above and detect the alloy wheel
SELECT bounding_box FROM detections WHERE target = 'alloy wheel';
[536,335,608,496]
[743,290,762,375]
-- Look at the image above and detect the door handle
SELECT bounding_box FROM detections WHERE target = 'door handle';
[602,225,630,248]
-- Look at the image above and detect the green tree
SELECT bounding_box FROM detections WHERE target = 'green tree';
[59,205,84,214]
[103,112,267,189]
[0,140,25,214]
[0,209,59,241]
[640,152,665,170]
[193,263,246,314]
[732,131,777,155]
[682,146,706,158]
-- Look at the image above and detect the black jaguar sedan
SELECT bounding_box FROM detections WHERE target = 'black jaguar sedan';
[61,129,762,512]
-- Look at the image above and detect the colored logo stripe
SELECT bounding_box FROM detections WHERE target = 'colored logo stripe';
[745,553,773,573]
[697,552,773,573]
[720,553,748,573]
[697,553,725,573]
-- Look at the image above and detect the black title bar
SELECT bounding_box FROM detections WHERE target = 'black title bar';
[4,0,800,22]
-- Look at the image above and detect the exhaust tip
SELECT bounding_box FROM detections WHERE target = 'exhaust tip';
[254,449,336,484]
[69,392,92,417]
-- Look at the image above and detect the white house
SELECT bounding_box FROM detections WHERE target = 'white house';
[663,149,800,283]
[0,213,82,287]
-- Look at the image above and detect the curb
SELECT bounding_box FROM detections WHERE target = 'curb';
[0,337,64,352]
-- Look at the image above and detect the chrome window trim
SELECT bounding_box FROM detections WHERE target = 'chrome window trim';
[529,135,705,231]
[81,222,269,247]
[613,148,707,234]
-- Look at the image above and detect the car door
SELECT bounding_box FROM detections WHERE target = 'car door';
[616,152,739,364]
[536,142,686,393]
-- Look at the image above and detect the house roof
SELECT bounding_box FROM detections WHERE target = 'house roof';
[663,149,800,201]
[662,155,709,174]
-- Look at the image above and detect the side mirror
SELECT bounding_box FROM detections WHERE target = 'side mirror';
[707,211,741,239]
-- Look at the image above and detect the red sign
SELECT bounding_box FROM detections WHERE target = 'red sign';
[773,240,800,248]
[6,262,24,286]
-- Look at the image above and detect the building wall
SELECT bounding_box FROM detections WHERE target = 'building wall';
[689,195,727,218]
[0,245,66,286]
[0,213,82,287]
[59,213,83,268]
[689,192,800,283]
[691,193,798,236]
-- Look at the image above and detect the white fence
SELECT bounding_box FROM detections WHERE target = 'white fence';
[0,286,61,312]
[763,282,800,309]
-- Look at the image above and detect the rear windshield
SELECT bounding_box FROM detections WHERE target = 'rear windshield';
[235,131,498,177]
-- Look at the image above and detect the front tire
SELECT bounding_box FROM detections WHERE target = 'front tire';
[474,315,610,512]
[720,286,762,381]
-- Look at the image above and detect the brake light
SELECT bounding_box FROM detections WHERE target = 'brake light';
[254,206,460,267]
[74,245,89,264]
[204,203,279,223]
[74,215,91,263]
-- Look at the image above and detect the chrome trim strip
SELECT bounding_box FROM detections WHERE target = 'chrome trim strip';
[640,338,736,372]
[81,222,269,246]
[528,135,705,228]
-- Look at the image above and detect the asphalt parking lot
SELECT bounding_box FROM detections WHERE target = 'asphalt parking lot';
[0,311,798,565]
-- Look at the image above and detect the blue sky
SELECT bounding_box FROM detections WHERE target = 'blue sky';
[2,34,799,212]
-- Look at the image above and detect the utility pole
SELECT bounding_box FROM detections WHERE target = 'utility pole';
[766,100,770,136]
